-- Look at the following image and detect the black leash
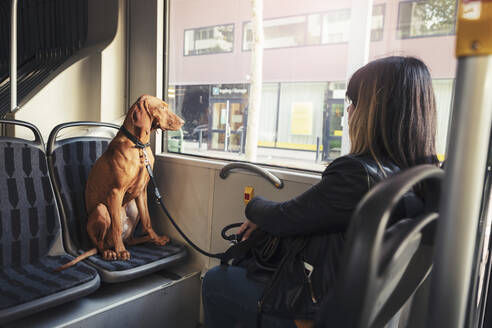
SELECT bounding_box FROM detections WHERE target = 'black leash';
[121,126,243,259]
[147,159,224,259]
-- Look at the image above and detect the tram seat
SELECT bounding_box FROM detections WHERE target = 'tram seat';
[315,164,443,328]
[46,122,187,283]
[0,120,100,325]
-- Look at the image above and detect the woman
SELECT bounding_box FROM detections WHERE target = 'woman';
[202,56,439,328]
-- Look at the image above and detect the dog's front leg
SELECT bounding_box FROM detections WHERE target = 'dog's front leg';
[107,188,131,260]
[135,188,170,246]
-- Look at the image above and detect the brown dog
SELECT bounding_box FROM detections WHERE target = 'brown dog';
[56,95,184,271]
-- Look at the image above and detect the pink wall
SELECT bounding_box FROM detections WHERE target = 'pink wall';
[169,0,456,85]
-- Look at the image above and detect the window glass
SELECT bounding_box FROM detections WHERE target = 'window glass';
[243,16,307,50]
[321,9,350,44]
[433,79,454,160]
[168,0,456,171]
[306,14,322,45]
[397,0,456,38]
[242,7,383,50]
[184,24,234,56]
[371,4,385,41]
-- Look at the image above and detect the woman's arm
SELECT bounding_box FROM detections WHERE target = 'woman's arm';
[245,157,370,237]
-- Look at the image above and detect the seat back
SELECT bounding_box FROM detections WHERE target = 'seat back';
[316,165,444,328]
[46,122,119,253]
[0,119,62,267]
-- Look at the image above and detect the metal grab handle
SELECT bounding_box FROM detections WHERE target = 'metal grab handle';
[219,162,284,189]
[47,121,120,155]
[0,119,44,146]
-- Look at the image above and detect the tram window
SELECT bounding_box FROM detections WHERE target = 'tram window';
[166,0,456,171]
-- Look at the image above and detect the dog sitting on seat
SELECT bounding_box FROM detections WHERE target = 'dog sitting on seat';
[56,95,184,271]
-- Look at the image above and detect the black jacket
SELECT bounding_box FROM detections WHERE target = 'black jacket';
[246,154,407,236]
[244,154,419,320]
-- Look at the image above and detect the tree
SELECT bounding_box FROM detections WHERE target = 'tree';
[413,0,456,35]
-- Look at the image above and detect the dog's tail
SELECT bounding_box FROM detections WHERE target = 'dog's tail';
[55,248,98,272]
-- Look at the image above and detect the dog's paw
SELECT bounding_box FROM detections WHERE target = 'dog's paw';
[152,235,170,246]
[103,250,118,261]
[117,250,131,260]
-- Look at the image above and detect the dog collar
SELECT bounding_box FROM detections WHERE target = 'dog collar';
[119,125,151,149]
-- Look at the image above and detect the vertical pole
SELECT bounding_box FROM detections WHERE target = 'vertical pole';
[340,0,373,155]
[315,136,320,162]
[225,100,230,152]
[428,3,492,326]
[245,0,263,162]
[428,56,492,328]
[274,82,281,148]
[240,129,245,154]
[10,0,19,112]
[199,129,203,150]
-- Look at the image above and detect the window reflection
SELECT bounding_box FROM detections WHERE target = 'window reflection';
[184,24,234,56]
[397,0,456,38]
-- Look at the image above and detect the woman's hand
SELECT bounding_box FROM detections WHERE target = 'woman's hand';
[238,219,258,241]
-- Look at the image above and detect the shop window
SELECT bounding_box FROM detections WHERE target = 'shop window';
[184,24,234,56]
[397,0,456,38]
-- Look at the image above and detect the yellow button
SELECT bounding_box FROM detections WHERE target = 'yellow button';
[244,186,254,205]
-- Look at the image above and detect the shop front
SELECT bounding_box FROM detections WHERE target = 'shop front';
[208,84,249,152]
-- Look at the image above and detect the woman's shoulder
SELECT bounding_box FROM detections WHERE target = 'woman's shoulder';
[322,154,369,175]
[323,155,367,176]
[322,154,401,180]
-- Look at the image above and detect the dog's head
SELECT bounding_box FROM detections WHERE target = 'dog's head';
[130,95,184,132]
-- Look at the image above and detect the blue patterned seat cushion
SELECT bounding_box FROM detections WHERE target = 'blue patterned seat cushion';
[0,140,98,311]
[0,141,61,267]
[51,138,186,272]
[83,242,185,271]
[0,254,98,310]
[51,139,110,250]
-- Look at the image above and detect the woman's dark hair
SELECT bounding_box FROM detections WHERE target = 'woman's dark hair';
[346,56,438,169]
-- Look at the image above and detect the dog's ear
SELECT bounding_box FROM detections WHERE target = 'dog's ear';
[131,100,152,131]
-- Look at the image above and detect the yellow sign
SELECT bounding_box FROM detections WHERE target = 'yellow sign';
[456,0,492,56]
[291,102,313,135]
